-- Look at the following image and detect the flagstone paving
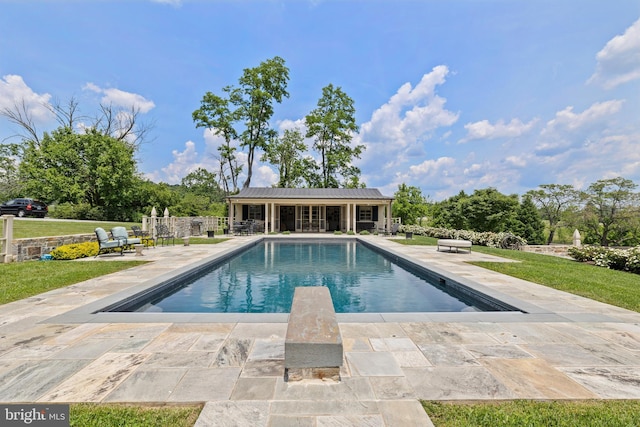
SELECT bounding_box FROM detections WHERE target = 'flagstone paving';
[1,235,639,426]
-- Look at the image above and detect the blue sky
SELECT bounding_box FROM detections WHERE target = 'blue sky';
[1,0,639,200]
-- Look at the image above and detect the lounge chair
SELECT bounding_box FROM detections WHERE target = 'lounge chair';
[94,227,126,257]
[111,226,142,251]
[156,224,175,246]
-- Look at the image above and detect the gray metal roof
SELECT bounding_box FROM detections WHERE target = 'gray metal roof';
[228,187,394,200]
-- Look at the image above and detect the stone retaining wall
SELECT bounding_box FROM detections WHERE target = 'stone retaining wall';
[522,244,573,258]
[11,234,95,262]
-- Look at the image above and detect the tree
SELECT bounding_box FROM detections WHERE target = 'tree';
[194,57,289,189]
[580,177,639,246]
[431,191,468,230]
[234,56,289,188]
[462,188,519,232]
[432,188,520,233]
[512,194,546,244]
[0,143,22,201]
[192,91,242,194]
[181,167,225,202]
[305,84,363,188]
[261,128,307,188]
[1,96,153,149]
[526,184,578,244]
[392,183,430,225]
[19,127,139,221]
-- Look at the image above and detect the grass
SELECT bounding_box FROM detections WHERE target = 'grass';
[0,260,147,305]
[396,235,640,313]
[11,219,138,238]
[185,237,229,245]
[422,400,640,427]
[70,404,202,427]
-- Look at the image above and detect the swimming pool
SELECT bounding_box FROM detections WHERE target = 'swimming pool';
[106,239,519,314]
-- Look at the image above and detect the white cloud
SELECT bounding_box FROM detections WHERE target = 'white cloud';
[407,157,456,178]
[150,0,182,6]
[356,66,459,186]
[253,165,279,187]
[504,155,527,168]
[159,140,200,184]
[154,139,219,184]
[588,17,640,89]
[360,65,459,148]
[83,83,155,113]
[460,118,538,143]
[541,100,624,136]
[535,100,626,156]
[0,74,53,124]
[547,132,640,187]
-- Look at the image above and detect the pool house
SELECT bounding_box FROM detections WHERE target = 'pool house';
[227,188,395,234]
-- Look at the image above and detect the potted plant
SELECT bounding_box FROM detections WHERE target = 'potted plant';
[207,229,216,238]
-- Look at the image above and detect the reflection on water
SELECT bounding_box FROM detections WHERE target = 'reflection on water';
[134,241,491,313]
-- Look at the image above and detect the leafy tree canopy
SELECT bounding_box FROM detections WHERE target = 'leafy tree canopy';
[305,84,364,188]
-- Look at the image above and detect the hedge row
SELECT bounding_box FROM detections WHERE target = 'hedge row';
[568,245,640,274]
[50,242,103,259]
[398,224,528,249]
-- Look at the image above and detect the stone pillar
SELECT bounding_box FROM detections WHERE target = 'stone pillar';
[573,229,582,247]
[150,207,157,241]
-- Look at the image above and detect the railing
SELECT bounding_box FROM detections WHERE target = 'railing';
[1,215,14,263]
[141,213,219,239]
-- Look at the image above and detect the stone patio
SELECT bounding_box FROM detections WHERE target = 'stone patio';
[1,235,639,426]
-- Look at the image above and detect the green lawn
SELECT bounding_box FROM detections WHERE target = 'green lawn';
[11,219,139,238]
[422,400,640,427]
[396,235,640,313]
[0,260,148,305]
[70,404,202,427]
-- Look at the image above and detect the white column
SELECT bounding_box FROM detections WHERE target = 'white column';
[271,202,275,233]
[229,202,235,232]
[345,204,350,232]
[351,203,357,232]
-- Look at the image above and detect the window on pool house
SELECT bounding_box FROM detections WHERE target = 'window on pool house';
[359,206,373,221]
[248,205,263,220]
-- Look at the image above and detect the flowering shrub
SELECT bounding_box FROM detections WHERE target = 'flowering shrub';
[397,225,527,249]
[568,245,640,274]
[50,242,99,260]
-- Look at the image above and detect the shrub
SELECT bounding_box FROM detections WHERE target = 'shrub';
[359,230,370,235]
[50,242,100,260]
[625,247,640,274]
[398,224,527,249]
[569,245,640,275]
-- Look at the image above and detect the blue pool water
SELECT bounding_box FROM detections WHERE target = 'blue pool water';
[125,240,505,313]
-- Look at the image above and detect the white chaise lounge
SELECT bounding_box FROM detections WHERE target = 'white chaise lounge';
[437,239,472,253]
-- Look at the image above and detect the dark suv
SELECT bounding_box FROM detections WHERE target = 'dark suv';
[0,198,48,218]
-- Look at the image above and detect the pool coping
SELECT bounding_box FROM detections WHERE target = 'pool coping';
[45,236,560,325]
